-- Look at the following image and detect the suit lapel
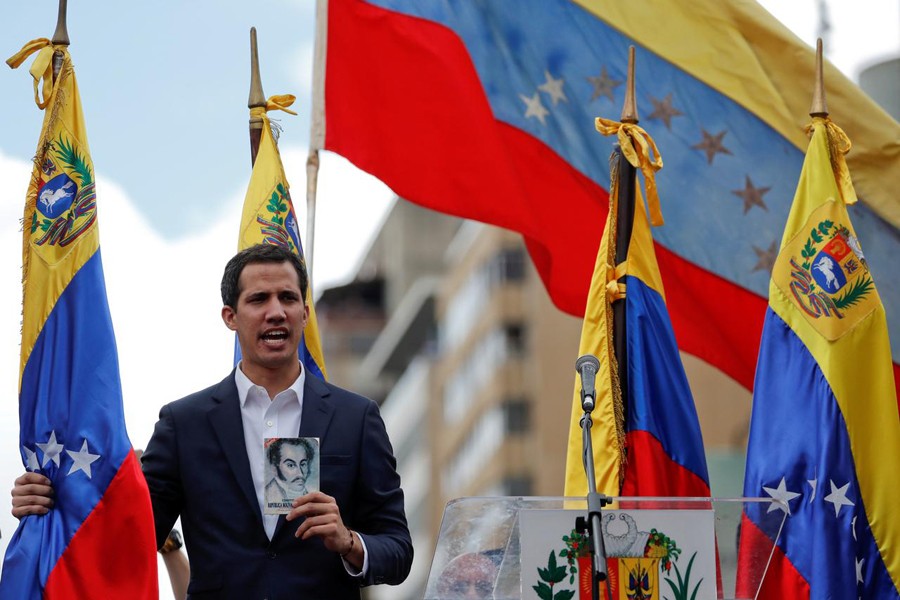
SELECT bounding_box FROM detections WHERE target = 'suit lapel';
[207,372,264,532]
[298,375,336,440]
[274,375,335,539]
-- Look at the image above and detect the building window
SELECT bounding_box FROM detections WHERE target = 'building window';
[503,475,533,496]
[491,248,526,283]
[502,397,530,434]
[504,323,527,355]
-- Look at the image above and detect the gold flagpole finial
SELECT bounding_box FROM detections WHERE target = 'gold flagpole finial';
[248,27,266,109]
[248,27,267,165]
[620,46,638,124]
[809,38,829,118]
[52,0,70,46]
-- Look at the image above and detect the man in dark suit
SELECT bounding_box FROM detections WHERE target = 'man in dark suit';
[13,244,413,599]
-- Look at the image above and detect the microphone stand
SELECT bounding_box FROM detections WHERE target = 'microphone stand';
[576,356,613,600]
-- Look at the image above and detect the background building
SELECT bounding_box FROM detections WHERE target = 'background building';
[318,199,753,599]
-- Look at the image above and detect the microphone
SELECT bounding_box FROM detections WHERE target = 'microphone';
[575,355,600,412]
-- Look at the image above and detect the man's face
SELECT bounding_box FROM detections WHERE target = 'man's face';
[221,261,309,378]
[276,443,310,486]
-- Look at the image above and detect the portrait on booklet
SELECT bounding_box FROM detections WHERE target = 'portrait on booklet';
[264,437,320,514]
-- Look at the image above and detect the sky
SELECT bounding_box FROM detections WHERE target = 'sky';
[0,0,897,594]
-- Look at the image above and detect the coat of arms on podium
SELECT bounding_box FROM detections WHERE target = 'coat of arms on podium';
[521,509,715,600]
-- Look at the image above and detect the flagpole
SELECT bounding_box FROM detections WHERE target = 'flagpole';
[51,0,69,82]
[306,0,329,284]
[612,46,638,430]
[810,38,828,118]
[248,27,266,167]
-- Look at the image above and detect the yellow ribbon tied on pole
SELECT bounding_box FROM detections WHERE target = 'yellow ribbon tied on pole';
[605,262,627,303]
[7,38,65,110]
[805,116,857,205]
[595,117,665,227]
[250,94,298,119]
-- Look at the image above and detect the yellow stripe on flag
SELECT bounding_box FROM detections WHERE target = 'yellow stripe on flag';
[239,101,328,379]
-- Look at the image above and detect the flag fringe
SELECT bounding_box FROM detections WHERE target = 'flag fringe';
[606,155,627,490]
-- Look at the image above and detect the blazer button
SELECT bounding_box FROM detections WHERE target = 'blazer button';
[267,551,277,559]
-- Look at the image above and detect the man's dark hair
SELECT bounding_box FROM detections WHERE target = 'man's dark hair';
[267,437,315,468]
[221,243,308,308]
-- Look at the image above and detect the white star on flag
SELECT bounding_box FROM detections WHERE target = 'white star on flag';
[23,446,40,471]
[520,92,549,125]
[66,440,101,478]
[807,476,817,503]
[823,479,855,517]
[851,516,858,541]
[37,431,64,467]
[538,71,567,105]
[762,477,801,514]
[856,557,865,584]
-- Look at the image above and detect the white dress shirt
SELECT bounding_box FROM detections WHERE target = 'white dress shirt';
[234,363,367,575]
[235,364,305,540]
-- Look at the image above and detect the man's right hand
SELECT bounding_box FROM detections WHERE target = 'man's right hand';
[11,472,54,519]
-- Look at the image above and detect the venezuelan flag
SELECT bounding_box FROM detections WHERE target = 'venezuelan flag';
[313,0,900,396]
[563,121,710,499]
[238,96,327,380]
[1,40,157,599]
[738,118,899,597]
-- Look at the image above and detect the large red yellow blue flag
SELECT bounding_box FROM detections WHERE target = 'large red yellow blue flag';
[238,96,327,379]
[313,0,900,397]
[564,120,709,499]
[1,39,157,599]
[737,118,900,597]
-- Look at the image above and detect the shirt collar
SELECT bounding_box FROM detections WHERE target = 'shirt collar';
[234,362,305,408]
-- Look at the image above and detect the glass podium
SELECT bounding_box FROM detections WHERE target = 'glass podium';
[423,496,786,600]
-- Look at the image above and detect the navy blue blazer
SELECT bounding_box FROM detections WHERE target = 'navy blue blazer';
[141,371,413,600]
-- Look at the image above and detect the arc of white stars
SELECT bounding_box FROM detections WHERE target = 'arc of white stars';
[66,440,101,478]
[520,92,549,125]
[537,71,567,106]
[823,479,855,517]
[762,477,801,514]
[24,446,40,471]
[37,431,64,467]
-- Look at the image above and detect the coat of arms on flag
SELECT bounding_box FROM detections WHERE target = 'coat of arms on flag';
[773,198,878,340]
[31,134,97,255]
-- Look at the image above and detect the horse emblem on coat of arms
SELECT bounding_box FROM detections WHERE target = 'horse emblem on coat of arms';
[30,135,98,260]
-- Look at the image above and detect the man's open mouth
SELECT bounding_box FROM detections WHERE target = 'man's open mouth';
[261,330,289,343]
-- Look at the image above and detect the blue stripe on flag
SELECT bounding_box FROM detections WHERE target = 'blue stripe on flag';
[5,249,131,598]
[625,275,709,484]
[743,310,896,596]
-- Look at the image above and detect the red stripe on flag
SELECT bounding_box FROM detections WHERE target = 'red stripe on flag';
[656,247,767,391]
[325,0,607,316]
[44,451,157,599]
[621,430,710,497]
[894,364,900,415]
[736,513,810,600]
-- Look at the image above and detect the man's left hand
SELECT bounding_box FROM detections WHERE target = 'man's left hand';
[286,491,362,568]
